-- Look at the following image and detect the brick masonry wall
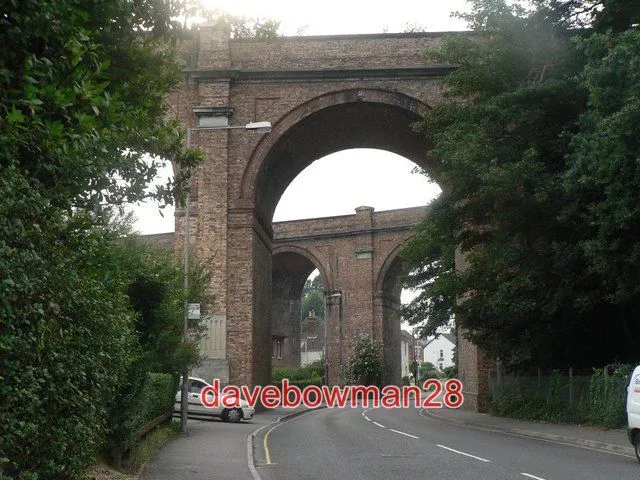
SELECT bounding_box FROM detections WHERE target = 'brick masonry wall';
[272,207,417,385]
[228,32,471,70]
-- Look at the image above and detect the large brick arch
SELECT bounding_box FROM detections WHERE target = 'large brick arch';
[270,246,328,368]
[241,88,431,224]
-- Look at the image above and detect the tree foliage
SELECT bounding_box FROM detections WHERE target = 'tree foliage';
[0,1,205,478]
[185,3,280,39]
[402,0,640,370]
[106,236,212,452]
[301,275,325,326]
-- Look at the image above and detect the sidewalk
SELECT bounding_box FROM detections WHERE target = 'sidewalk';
[424,406,634,457]
[140,407,312,480]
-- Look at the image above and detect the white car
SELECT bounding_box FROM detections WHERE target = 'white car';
[174,377,255,423]
[627,365,640,463]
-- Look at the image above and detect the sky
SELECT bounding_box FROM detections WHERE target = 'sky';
[200,0,470,36]
[129,0,469,234]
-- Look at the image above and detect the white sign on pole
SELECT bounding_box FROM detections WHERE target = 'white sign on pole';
[187,303,201,320]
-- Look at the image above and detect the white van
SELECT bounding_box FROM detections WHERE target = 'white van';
[627,365,640,463]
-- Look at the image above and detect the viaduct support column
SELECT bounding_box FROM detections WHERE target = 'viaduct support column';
[375,294,402,387]
[324,293,342,386]
[457,332,492,412]
[455,247,491,412]
[227,207,272,388]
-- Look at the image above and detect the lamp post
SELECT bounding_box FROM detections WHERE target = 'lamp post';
[180,120,271,435]
[325,291,343,385]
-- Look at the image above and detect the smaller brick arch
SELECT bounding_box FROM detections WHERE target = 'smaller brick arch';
[272,244,332,292]
[375,243,407,301]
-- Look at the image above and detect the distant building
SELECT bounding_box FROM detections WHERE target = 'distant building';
[400,330,415,379]
[300,310,325,366]
[415,338,429,364]
[423,333,456,371]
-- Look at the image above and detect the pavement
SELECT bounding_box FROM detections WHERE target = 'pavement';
[140,404,635,480]
[140,407,315,480]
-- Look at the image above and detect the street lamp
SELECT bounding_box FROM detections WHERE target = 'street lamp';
[179,119,272,435]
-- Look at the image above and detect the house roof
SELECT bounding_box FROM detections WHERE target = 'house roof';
[400,330,414,342]
[441,332,456,345]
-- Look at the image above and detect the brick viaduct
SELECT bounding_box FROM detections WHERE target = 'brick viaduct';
[272,206,425,386]
[166,27,490,411]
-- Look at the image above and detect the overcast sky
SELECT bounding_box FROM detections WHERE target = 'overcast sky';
[129,1,468,234]
[201,0,470,35]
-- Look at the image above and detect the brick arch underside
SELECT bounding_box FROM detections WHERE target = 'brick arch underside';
[271,247,328,367]
[241,88,432,226]
[376,245,407,386]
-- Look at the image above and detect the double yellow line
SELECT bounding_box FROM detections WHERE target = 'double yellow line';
[262,422,284,465]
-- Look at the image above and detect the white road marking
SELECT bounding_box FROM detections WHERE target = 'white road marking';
[436,444,491,463]
[521,474,547,480]
[389,429,419,439]
[373,421,386,428]
[364,416,371,421]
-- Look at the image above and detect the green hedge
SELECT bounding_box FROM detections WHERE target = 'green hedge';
[131,373,176,430]
[287,377,324,389]
[272,361,324,383]
[107,373,177,452]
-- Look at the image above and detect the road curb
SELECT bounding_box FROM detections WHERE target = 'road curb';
[247,406,326,480]
[422,409,635,457]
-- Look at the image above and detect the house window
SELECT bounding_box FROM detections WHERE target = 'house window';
[276,339,282,360]
[439,349,444,359]
[439,363,443,370]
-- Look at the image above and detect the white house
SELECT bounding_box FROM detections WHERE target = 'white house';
[423,333,456,371]
[400,329,415,379]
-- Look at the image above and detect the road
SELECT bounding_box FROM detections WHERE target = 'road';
[253,405,638,480]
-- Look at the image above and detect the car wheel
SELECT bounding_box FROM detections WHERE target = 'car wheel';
[635,433,640,464]
[222,408,242,423]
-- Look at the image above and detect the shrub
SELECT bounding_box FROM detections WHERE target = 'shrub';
[586,365,630,429]
[489,365,630,428]
[0,208,137,480]
[347,335,383,386]
[288,377,324,389]
[442,366,458,378]
[272,361,324,383]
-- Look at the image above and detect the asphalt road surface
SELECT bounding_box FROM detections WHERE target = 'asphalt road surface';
[253,405,638,480]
